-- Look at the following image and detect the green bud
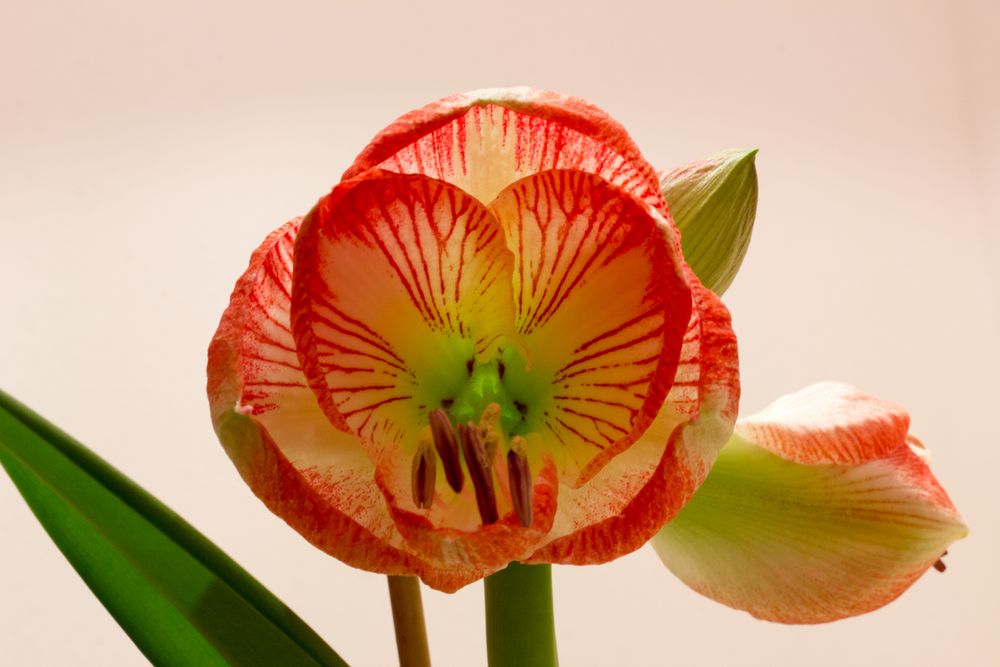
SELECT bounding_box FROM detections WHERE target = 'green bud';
[660,149,758,295]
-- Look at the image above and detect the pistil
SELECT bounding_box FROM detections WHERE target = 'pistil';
[478,403,502,464]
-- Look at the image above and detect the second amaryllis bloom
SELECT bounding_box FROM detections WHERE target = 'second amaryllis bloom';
[654,382,967,623]
[207,88,739,591]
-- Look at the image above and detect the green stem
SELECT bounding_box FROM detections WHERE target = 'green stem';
[387,576,432,667]
[484,563,558,667]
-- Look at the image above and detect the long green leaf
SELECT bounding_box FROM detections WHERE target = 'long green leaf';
[0,389,349,667]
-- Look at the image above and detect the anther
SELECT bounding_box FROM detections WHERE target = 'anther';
[459,421,499,525]
[507,436,533,528]
[429,409,464,493]
[410,435,437,510]
[933,550,948,573]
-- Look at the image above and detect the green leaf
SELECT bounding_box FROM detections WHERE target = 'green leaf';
[0,389,349,667]
[661,149,759,295]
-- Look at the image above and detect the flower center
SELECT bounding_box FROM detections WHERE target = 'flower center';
[448,359,522,434]
[410,355,535,528]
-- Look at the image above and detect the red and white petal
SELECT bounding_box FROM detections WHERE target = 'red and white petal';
[344,88,667,217]
[291,170,552,566]
[487,169,692,488]
[526,279,739,563]
[207,219,435,580]
[653,433,968,624]
[736,381,910,464]
[292,170,515,445]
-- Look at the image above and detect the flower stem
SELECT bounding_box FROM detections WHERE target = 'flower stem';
[484,562,559,667]
[387,575,432,667]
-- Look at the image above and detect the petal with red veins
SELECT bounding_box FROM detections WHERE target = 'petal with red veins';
[209,220,496,591]
[735,381,910,464]
[344,87,667,216]
[653,386,967,624]
[488,169,692,489]
[207,219,451,582]
[292,171,557,571]
[292,171,516,445]
[527,278,739,563]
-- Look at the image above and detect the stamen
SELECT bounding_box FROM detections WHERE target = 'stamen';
[429,409,464,493]
[459,421,499,525]
[410,434,436,510]
[507,436,533,527]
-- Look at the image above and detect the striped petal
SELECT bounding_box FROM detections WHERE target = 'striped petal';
[291,170,563,571]
[526,278,739,563]
[735,381,911,464]
[207,219,489,592]
[344,87,667,216]
[653,384,968,623]
[292,170,515,448]
[486,169,692,489]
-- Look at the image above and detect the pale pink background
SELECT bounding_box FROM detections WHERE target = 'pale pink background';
[2,1,998,665]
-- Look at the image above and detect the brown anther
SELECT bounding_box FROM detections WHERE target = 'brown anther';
[410,436,436,510]
[933,550,948,573]
[507,436,533,527]
[459,421,499,525]
[429,409,464,493]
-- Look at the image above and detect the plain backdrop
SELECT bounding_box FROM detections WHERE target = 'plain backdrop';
[2,1,998,665]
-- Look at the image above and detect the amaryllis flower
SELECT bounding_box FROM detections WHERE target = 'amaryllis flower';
[207,88,739,591]
[654,382,968,623]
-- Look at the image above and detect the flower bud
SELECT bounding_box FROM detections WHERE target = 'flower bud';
[660,149,758,295]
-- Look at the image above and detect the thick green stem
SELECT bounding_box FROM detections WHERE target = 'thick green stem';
[387,576,432,667]
[484,562,558,667]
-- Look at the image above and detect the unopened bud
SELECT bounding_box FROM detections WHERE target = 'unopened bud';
[660,149,759,295]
